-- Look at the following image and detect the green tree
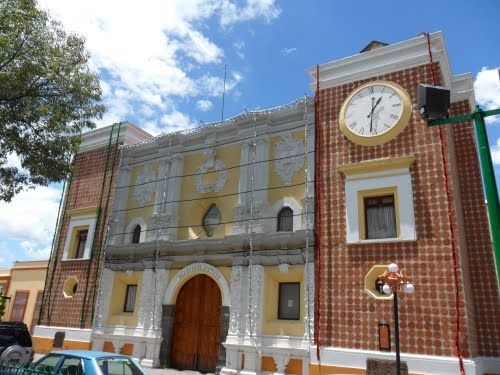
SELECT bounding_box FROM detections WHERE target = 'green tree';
[0,296,6,321]
[0,0,105,202]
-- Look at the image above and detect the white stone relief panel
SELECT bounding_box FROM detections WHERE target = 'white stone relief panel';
[273,134,304,186]
[304,262,315,342]
[133,163,157,206]
[246,264,263,337]
[195,148,227,194]
[93,268,114,335]
[228,266,244,335]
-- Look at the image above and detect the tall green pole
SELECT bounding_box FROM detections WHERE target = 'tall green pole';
[472,106,500,282]
[429,106,500,282]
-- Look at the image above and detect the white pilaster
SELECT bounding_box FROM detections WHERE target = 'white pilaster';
[165,153,183,240]
[109,166,132,245]
[238,141,251,205]
[254,136,269,204]
[228,266,247,335]
[246,264,264,337]
[303,262,315,344]
[93,268,114,334]
[137,269,155,330]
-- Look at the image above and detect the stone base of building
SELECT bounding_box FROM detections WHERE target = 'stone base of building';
[309,346,500,375]
[32,325,93,354]
[92,325,162,368]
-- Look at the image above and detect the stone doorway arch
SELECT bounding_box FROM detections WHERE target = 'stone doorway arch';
[159,263,230,373]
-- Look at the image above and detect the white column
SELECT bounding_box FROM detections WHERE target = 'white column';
[246,264,264,337]
[254,136,269,204]
[228,266,246,336]
[165,153,183,240]
[110,165,132,245]
[137,269,155,330]
[238,141,251,205]
[93,268,114,334]
[149,159,168,241]
[150,268,169,333]
[303,262,315,344]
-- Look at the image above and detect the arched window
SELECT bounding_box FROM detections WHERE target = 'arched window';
[277,207,293,232]
[132,225,141,244]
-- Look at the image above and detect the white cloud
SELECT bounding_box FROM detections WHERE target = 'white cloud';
[20,241,51,260]
[220,0,281,27]
[38,0,280,132]
[0,186,60,264]
[233,40,245,59]
[491,138,500,166]
[197,99,214,111]
[474,67,500,109]
[0,186,60,243]
[474,67,500,126]
[160,111,195,131]
[280,47,297,56]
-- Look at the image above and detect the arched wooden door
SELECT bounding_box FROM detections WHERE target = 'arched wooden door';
[170,274,221,373]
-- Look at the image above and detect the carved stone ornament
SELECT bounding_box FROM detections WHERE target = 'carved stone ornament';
[133,163,157,206]
[195,148,227,194]
[203,203,221,237]
[273,133,304,186]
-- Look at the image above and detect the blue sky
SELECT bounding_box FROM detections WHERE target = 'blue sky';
[0,0,499,268]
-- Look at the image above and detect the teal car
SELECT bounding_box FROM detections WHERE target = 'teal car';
[29,351,148,375]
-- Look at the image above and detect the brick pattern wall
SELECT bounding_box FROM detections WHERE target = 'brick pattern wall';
[315,62,499,359]
[39,142,120,329]
[450,100,500,357]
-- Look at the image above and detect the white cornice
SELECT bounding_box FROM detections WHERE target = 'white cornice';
[79,122,152,152]
[307,31,455,91]
[451,73,475,108]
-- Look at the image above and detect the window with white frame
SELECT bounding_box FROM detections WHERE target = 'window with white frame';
[63,213,97,260]
[340,156,416,243]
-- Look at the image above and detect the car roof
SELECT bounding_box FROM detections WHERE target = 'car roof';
[50,351,130,360]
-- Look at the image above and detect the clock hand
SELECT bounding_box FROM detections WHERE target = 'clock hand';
[367,97,383,118]
[369,97,375,133]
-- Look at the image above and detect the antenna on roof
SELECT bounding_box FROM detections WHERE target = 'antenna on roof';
[220,64,227,124]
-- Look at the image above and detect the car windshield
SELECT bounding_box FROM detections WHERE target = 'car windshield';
[33,354,62,372]
[97,358,143,375]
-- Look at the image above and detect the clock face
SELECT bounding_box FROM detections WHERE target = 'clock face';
[339,81,412,146]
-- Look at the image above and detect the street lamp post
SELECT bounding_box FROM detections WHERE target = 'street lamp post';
[378,263,414,375]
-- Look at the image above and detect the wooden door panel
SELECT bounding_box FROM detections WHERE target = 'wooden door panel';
[170,274,221,373]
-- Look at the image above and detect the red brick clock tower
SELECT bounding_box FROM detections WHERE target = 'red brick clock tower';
[309,31,499,375]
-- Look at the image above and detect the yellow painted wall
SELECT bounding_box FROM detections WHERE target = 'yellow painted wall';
[124,163,159,233]
[262,264,305,336]
[177,146,240,240]
[6,261,47,329]
[107,270,143,326]
[268,131,306,207]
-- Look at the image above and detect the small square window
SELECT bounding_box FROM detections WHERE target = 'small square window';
[278,282,300,320]
[123,285,137,313]
[364,195,397,239]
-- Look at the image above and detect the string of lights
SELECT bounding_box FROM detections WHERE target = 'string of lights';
[120,97,313,155]
[118,115,314,170]
[108,210,315,239]
[112,180,314,213]
[115,147,315,190]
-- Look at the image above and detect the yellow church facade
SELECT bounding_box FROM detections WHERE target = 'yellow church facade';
[92,98,315,374]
